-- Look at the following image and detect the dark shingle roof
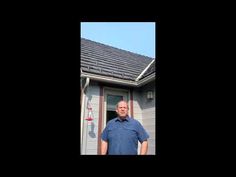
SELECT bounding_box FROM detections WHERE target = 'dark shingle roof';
[81,38,155,81]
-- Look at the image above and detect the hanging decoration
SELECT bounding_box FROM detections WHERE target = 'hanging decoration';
[85,99,94,125]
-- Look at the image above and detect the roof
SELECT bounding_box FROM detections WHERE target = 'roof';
[139,60,156,80]
[81,38,155,81]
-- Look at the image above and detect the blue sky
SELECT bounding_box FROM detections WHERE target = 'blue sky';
[81,22,155,58]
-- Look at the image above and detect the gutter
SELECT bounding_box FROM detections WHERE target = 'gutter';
[81,72,155,87]
[81,72,138,87]
[137,72,155,87]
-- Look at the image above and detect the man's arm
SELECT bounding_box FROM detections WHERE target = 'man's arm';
[140,140,148,155]
[101,140,108,155]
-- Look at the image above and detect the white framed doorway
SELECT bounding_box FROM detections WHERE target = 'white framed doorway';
[103,87,130,130]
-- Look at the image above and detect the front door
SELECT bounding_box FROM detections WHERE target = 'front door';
[103,87,129,129]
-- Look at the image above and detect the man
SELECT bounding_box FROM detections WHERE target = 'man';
[101,100,149,155]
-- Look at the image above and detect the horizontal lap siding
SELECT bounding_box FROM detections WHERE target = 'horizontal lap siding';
[142,112,155,155]
[82,80,156,155]
[132,90,144,154]
[85,149,97,155]
[133,82,156,155]
[132,90,143,122]
[148,147,156,155]
[82,81,100,155]
[140,81,156,155]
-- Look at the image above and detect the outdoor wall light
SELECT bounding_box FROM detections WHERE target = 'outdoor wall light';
[147,91,154,100]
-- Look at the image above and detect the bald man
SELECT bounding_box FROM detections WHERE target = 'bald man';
[101,100,149,155]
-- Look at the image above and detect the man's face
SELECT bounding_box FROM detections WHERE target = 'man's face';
[116,101,129,119]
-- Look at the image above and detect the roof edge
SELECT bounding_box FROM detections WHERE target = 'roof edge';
[81,72,155,87]
[81,72,137,86]
[137,73,155,87]
[135,59,155,81]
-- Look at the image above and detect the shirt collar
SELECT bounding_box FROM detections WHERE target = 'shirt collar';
[115,116,130,122]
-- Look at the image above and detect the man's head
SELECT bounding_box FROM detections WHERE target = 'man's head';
[116,100,129,119]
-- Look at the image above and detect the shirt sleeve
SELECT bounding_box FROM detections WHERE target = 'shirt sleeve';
[101,124,109,141]
[136,121,149,143]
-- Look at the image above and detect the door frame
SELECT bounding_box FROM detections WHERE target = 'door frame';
[97,86,133,154]
[103,87,130,129]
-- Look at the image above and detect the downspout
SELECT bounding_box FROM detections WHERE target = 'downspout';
[81,77,90,154]
[135,59,155,81]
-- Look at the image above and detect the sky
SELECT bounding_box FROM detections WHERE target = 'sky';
[81,22,156,58]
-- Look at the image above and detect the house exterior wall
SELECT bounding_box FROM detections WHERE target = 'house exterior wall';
[81,81,100,154]
[132,80,156,155]
[140,81,156,155]
[132,88,144,154]
[132,90,143,122]
[81,80,156,155]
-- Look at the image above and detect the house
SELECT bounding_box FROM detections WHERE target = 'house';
[80,38,157,155]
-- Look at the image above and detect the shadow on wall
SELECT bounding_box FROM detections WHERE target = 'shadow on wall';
[135,81,156,110]
[88,122,96,138]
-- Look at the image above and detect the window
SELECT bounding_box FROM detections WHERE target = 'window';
[106,95,123,122]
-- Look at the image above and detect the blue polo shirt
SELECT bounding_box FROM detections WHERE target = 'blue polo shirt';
[101,116,149,155]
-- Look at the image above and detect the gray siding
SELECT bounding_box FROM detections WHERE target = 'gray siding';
[133,81,156,155]
[132,90,143,122]
[132,89,144,153]
[140,81,156,155]
[132,81,156,155]
[81,81,100,155]
[81,80,156,155]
